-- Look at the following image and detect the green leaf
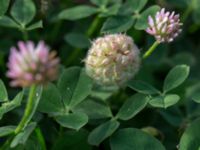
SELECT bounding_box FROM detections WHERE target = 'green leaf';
[110,128,166,150]
[65,33,90,48]
[0,126,16,137]
[128,80,160,95]
[149,94,180,108]
[58,5,98,21]
[11,122,36,148]
[38,83,64,116]
[0,0,10,16]
[171,52,195,66]
[127,0,148,13]
[90,0,108,6]
[11,0,36,26]
[0,16,20,28]
[159,107,183,127]
[0,92,23,120]
[55,112,88,130]
[163,65,190,93]
[0,79,8,102]
[74,98,113,119]
[116,94,149,120]
[101,16,134,33]
[88,120,120,146]
[179,119,200,150]
[90,86,118,101]
[135,5,160,30]
[52,130,92,150]
[99,3,121,17]
[57,67,93,108]
[192,91,200,103]
[26,20,43,31]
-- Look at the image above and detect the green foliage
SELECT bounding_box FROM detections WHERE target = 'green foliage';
[192,92,200,103]
[101,0,160,33]
[11,122,37,148]
[88,120,120,146]
[163,65,190,93]
[0,126,16,137]
[149,94,180,108]
[0,92,23,120]
[0,16,20,28]
[11,0,36,26]
[129,65,190,109]
[134,5,160,30]
[116,94,149,120]
[74,98,113,119]
[55,112,88,130]
[110,128,166,150]
[58,5,98,20]
[101,16,134,33]
[0,79,8,102]
[0,0,10,16]
[90,0,109,6]
[179,119,200,150]
[52,130,92,150]
[65,33,90,48]
[128,80,160,95]
[39,67,93,130]
[57,67,93,108]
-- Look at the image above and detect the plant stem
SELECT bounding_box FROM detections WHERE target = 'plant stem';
[87,16,100,37]
[66,16,100,65]
[181,5,193,22]
[143,41,160,59]
[23,31,28,41]
[35,127,47,150]
[15,85,37,134]
[181,0,196,22]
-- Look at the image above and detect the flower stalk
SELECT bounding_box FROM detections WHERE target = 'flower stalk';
[15,84,37,134]
[143,41,160,59]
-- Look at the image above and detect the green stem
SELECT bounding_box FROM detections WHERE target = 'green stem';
[143,41,160,59]
[66,16,100,65]
[181,0,196,22]
[22,29,28,41]
[86,16,100,37]
[15,85,37,134]
[181,5,193,22]
[35,128,47,150]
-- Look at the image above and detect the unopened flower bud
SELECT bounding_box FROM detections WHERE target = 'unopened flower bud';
[146,8,182,43]
[7,41,59,87]
[85,34,140,86]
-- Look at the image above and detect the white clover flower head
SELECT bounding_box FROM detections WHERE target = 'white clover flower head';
[7,41,60,87]
[85,34,140,87]
[146,8,182,43]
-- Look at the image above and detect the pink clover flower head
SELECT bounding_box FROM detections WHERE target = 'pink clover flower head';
[7,41,60,87]
[146,8,182,43]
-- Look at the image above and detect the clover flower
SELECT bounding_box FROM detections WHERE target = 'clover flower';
[146,8,182,43]
[85,34,140,86]
[7,41,59,87]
